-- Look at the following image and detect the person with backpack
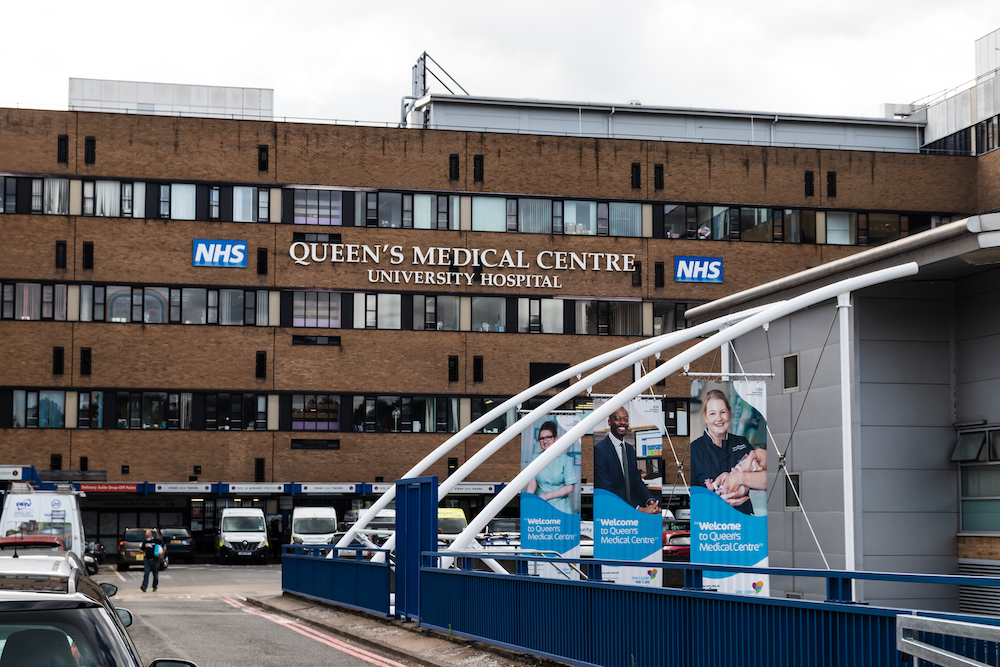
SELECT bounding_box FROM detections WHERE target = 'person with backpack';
[140,530,165,592]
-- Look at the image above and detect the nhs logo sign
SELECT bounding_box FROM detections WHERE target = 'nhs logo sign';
[193,239,248,268]
[674,256,723,283]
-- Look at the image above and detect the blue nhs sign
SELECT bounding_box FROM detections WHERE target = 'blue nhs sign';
[192,239,247,268]
[674,256,723,283]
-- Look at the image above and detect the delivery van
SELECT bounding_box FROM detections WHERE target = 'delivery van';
[0,483,86,558]
[216,507,269,564]
[290,507,338,545]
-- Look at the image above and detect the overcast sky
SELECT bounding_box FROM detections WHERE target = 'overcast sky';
[4,1,1000,123]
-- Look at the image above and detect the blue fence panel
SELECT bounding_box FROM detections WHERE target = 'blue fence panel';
[418,555,917,667]
[281,545,391,617]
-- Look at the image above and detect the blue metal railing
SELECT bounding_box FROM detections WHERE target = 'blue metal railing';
[281,545,392,617]
[281,544,1000,666]
[417,553,1000,667]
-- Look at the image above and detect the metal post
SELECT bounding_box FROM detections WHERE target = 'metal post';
[837,293,857,597]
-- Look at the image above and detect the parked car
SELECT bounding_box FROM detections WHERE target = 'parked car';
[662,530,691,561]
[0,534,66,552]
[160,526,196,563]
[117,528,170,571]
[0,552,196,667]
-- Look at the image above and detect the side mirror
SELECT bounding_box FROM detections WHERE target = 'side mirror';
[116,608,133,628]
[100,582,118,598]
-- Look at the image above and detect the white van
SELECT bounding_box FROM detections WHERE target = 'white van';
[291,507,338,545]
[216,507,269,564]
[0,484,86,558]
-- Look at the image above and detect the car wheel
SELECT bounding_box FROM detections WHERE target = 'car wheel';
[117,562,129,572]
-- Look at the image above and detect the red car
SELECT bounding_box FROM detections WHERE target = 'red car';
[662,530,690,561]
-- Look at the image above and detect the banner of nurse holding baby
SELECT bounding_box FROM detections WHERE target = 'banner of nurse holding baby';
[690,380,769,596]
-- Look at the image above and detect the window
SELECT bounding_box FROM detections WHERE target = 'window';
[43,179,69,215]
[291,335,340,346]
[654,261,664,288]
[77,391,103,429]
[57,135,69,163]
[448,356,459,382]
[473,356,484,382]
[159,184,170,218]
[255,459,265,482]
[55,241,66,269]
[474,154,484,181]
[291,439,340,450]
[84,136,96,164]
[470,397,512,434]
[257,248,268,275]
[377,192,403,228]
[804,171,815,197]
[654,164,664,190]
[122,183,134,217]
[258,145,269,171]
[80,348,92,375]
[529,362,570,388]
[80,457,88,472]
[170,184,196,220]
[53,347,64,375]
[51,454,62,471]
[663,204,686,239]
[826,171,837,198]
[652,302,691,335]
[826,211,857,245]
[740,207,772,243]
[209,187,220,220]
[517,298,562,334]
[631,163,641,188]
[518,198,552,234]
[94,181,120,217]
[234,186,258,222]
[449,154,459,180]
[783,354,798,392]
[4,177,15,213]
[868,213,900,247]
[785,473,801,509]
[632,261,642,287]
[563,201,597,235]
[258,188,269,222]
[292,394,340,431]
[82,181,95,215]
[575,301,642,336]
[293,291,342,328]
[293,189,343,225]
[414,295,459,331]
[472,197,506,232]
[471,296,505,332]
[256,351,267,379]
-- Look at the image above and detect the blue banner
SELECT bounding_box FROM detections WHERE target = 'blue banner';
[520,493,580,553]
[691,487,767,592]
[593,489,661,561]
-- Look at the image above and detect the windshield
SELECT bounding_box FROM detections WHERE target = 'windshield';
[668,535,691,546]
[222,516,265,532]
[293,518,337,535]
[0,607,139,667]
[160,528,191,539]
[123,530,150,542]
[439,518,467,535]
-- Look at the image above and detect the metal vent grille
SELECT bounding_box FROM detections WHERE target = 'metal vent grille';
[959,559,1000,615]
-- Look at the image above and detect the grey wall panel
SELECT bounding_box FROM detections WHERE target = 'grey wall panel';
[859,383,952,427]
[859,340,950,384]
[859,426,957,469]
[956,333,1000,383]
[861,470,958,513]
[863,512,957,556]
[788,385,848,431]
[955,380,1000,423]
[791,511,847,556]
[856,297,951,342]
[863,556,959,576]
[862,281,953,301]
[788,427,852,472]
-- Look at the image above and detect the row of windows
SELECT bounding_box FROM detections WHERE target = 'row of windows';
[5,388,691,437]
[0,174,951,246]
[1,283,270,326]
[0,282,692,337]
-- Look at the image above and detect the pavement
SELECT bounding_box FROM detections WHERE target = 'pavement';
[245,592,566,667]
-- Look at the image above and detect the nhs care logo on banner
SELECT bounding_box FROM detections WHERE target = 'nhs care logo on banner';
[674,256,723,283]
[193,239,248,268]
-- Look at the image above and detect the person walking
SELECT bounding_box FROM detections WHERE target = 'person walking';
[140,530,164,592]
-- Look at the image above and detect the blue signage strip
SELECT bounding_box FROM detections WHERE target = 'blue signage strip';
[192,239,248,267]
[674,256,723,283]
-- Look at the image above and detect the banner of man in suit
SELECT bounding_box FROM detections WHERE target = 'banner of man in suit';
[592,396,663,586]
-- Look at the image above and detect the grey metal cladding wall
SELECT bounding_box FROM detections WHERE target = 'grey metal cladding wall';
[955,268,1000,425]
[855,281,959,609]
